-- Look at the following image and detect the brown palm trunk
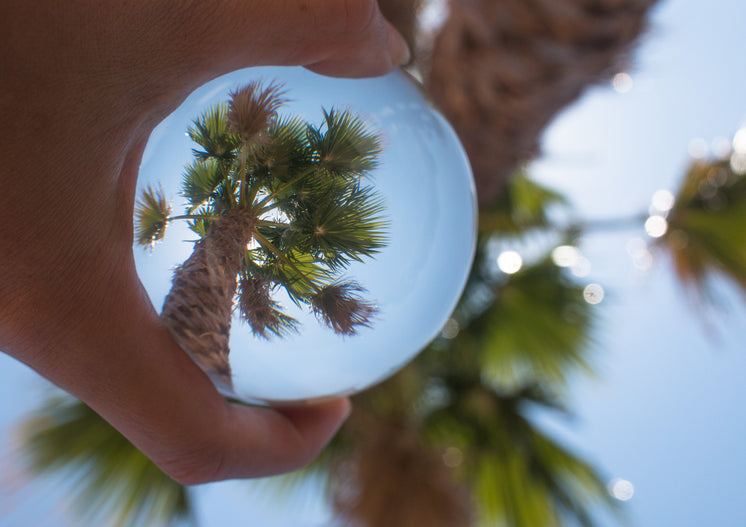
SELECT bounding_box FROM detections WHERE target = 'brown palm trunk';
[160,209,255,389]
[423,0,658,206]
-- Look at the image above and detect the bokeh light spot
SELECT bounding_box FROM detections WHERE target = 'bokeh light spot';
[583,283,605,305]
[440,318,460,340]
[688,138,709,159]
[645,215,668,238]
[651,189,675,213]
[612,72,633,93]
[551,245,580,267]
[442,447,464,468]
[608,478,635,501]
[732,128,746,154]
[497,251,523,274]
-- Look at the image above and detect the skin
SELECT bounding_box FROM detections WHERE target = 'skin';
[0,0,409,485]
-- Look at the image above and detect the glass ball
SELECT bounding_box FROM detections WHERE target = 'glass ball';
[136,67,476,404]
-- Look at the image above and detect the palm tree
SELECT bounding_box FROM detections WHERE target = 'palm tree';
[135,82,387,388]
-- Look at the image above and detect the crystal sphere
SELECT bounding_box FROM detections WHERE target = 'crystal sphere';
[136,67,476,404]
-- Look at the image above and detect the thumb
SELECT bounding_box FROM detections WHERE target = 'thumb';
[174,0,410,80]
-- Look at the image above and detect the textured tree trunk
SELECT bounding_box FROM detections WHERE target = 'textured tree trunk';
[160,209,255,389]
[331,417,473,527]
[423,0,658,206]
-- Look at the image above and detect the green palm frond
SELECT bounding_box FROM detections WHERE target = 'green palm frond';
[181,158,228,213]
[187,103,240,161]
[307,109,382,178]
[17,393,191,527]
[253,115,315,183]
[660,158,746,299]
[134,184,172,248]
[479,170,568,235]
[425,386,617,527]
[463,258,596,393]
[252,248,332,306]
[289,184,388,270]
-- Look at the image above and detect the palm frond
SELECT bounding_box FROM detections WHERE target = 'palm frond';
[17,393,191,527]
[253,249,332,306]
[288,184,388,270]
[466,258,596,393]
[307,109,382,179]
[660,158,746,300]
[134,184,171,248]
[310,280,378,336]
[187,103,239,161]
[237,276,299,338]
[181,158,228,213]
[227,81,287,143]
[425,386,618,527]
[252,115,314,183]
[479,169,568,235]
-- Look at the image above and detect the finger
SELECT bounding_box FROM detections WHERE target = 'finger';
[170,0,411,81]
[215,398,352,480]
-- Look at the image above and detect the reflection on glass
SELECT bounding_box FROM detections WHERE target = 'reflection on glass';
[135,67,476,404]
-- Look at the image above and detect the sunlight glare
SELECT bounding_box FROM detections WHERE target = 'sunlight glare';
[608,478,635,501]
[711,136,732,159]
[651,189,675,213]
[688,138,709,159]
[551,245,580,267]
[612,72,633,93]
[732,127,746,154]
[583,283,604,305]
[644,215,668,238]
[571,256,592,277]
[497,251,523,274]
[731,153,746,175]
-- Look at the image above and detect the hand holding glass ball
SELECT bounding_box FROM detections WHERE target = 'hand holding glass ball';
[0,0,470,484]
[136,68,476,404]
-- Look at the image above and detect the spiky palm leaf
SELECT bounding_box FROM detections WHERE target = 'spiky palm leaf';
[307,109,382,178]
[134,184,171,247]
[187,103,239,161]
[181,158,227,213]
[17,393,191,527]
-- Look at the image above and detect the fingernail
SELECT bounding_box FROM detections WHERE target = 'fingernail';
[388,28,412,67]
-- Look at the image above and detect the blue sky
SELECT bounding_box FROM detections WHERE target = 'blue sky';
[2,0,746,525]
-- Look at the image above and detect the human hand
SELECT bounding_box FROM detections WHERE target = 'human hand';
[0,0,409,484]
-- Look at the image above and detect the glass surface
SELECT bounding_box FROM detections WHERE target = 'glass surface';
[136,67,476,404]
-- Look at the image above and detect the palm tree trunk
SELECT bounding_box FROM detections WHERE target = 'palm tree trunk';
[424,0,658,206]
[160,208,255,389]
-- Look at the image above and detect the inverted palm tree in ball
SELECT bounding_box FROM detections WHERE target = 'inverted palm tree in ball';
[135,82,387,389]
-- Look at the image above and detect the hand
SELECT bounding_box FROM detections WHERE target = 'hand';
[0,0,409,484]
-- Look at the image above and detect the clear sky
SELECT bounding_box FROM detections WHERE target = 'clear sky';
[2,0,746,525]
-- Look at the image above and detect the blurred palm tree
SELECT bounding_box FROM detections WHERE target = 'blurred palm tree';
[17,394,192,527]
[655,154,746,302]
